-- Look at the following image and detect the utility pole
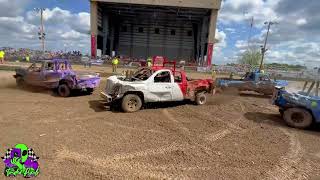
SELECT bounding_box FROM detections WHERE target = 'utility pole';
[259,21,278,71]
[243,12,254,50]
[35,8,46,54]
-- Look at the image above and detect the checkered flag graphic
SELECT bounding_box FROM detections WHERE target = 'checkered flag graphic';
[28,148,39,161]
[1,148,12,161]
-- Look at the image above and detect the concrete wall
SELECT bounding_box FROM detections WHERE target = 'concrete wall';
[91,0,221,10]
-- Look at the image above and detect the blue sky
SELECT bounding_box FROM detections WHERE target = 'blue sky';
[26,0,90,13]
[0,0,319,67]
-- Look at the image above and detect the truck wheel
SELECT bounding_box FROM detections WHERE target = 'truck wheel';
[283,108,313,129]
[121,94,142,113]
[195,92,207,105]
[86,88,94,94]
[16,76,24,88]
[279,109,284,117]
[57,84,71,97]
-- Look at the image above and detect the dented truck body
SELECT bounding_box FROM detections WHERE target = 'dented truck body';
[101,64,214,112]
[13,59,101,97]
[271,86,320,129]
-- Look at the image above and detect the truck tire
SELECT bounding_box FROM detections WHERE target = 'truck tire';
[121,94,142,113]
[195,92,207,105]
[57,84,71,97]
[283,108,313,129]
[86,88,94,94]
[16,76,24,88]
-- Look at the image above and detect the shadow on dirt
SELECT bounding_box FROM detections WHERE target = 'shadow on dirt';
[88,100,191,113]
[144,101,191,110]
[88,100,109,112]
[239,92,271,99]
[244,112,286,127]
[244,112,320,133]
[11,85,54,95]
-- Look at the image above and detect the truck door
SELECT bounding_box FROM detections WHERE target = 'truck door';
[25,63,42,86]
[173,72,186,101]
[40,61,59,88]
[148,70,173,102]
[256,74,273,93]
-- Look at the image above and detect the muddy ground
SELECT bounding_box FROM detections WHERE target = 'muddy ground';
[0,69,320,180]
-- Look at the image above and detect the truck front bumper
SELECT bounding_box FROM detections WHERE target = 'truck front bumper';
[100,92,113,103]
[270,86,283,105]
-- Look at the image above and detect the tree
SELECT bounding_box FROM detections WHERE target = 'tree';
[238,49,261,66]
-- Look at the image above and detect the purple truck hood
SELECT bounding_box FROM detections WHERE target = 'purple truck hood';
[76,71,100,80]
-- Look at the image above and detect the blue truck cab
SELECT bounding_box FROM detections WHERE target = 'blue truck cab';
[216,71,288,95]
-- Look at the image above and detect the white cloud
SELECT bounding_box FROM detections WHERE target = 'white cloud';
[61,30,82,39]
[0,0,30,17]
[296,18,307,26]
[0,3,90,54]
[219,0,320,65]
[218,0,281,26]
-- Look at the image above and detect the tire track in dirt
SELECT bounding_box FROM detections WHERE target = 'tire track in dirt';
[71,113,168,135]
[205,129,231,142]
[162,109,190,133]
[266,128,311,180]
[55,144,210,179]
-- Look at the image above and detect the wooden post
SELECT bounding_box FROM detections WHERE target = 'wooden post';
[307,81,315,96]
[315,81,319,96]
[302,81,308,92]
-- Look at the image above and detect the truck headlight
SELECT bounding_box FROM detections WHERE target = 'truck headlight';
[112,85,121,96]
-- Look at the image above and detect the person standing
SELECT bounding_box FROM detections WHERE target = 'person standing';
[147,57,152,67]
[25,54,30,62]
[0,50,5,64]
[211,67,217,80]
[112,56,119,73]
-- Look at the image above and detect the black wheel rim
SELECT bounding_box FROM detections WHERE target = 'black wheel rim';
[291,112,304,123]
[128,98,138,110]
[200,96,205,103]
[60,86,67,96]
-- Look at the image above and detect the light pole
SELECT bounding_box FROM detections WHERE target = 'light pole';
[259,21,278,71]
[244,12,254,50]
[34,8,46,54]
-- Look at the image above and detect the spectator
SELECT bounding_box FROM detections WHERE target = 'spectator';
[0,49,5,64]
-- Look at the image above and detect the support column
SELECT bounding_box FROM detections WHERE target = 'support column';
[102,13,109,55]
[90,1,98,58]
[206,10,218,67]
[200,16,208,66]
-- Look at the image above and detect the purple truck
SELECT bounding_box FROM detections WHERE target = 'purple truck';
[13,59,101,97]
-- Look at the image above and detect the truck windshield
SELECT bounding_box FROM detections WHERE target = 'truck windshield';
[131,68,153,81]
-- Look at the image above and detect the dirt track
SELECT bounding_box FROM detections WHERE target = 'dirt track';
[0,69,320,179]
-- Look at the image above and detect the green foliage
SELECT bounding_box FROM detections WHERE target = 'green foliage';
[238,50,262,66]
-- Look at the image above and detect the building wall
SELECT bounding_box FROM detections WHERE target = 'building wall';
[91,0,221,10]
[90,0,221,65]
[115,16,195,60]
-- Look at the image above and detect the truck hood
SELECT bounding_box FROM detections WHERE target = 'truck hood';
[277,90,320,108]
[76,71,100,80]
[15,67,28,76]
[105,75,145,94]
[274,80,288,87]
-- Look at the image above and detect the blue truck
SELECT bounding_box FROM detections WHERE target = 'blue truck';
[216,71,288,95]
[271,81,320,129]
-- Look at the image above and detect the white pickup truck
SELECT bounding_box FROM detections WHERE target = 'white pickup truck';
[100,66,214,112]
